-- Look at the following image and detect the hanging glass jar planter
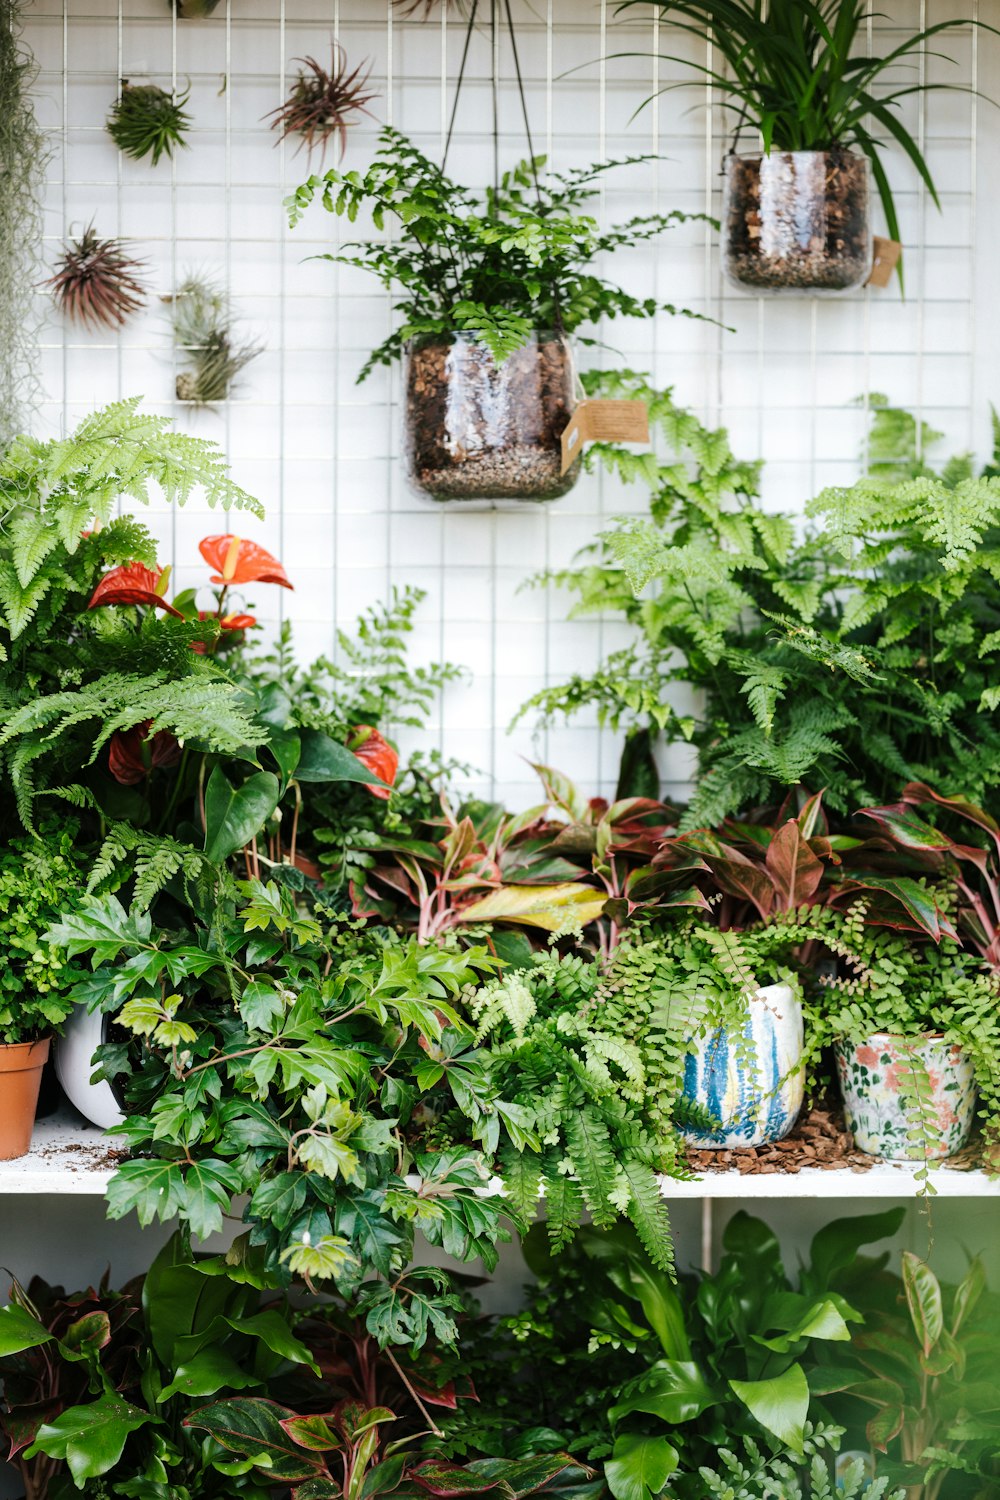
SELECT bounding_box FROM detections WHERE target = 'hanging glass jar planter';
[722,148,872,294]
[404,330,581,502]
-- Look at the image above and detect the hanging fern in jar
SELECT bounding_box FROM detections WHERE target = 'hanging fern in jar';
[0,0,49,448]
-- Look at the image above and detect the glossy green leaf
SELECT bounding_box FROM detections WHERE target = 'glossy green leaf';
[0,1302,52,1357]
[729,1364,809,1454]
[183,1397,325,1482]
[26,1392,154,1484]
[203,766,281,863]
[902,1252,943,1357]
[604,1433,678,1500]
[295,729,380,785]
[609,1359,716,1425]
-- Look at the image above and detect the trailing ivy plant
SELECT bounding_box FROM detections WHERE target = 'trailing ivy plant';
[520,372,1000,826]
[0,0,48,447]
[286,126,714,378]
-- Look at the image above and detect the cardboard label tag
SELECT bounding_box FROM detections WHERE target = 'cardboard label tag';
[560,398,650,474]
[866,236,903,288]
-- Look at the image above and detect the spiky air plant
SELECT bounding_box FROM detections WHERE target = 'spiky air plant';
[107,81,191,166]
[169,276,262,405]
[265,44,376,161]
[0,0,49,448]
[44,226,148,331]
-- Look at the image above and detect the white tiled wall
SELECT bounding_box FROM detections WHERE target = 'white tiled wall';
[25,0,1000,808]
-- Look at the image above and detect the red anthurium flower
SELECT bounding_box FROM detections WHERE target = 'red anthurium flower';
[89,563,183,617]
[199,535,293,590]
[350,725,398,801]
[108,721,182,786]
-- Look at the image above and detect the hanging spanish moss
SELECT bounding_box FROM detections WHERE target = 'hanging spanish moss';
[44,226,149,331]
[0,0,48,448]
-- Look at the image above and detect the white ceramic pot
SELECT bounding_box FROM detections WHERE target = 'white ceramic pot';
[835,1032,977,1161]
[54,1005,125,1129]
[681,981,804,1149]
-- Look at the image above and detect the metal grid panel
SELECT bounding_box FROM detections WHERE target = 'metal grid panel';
[24,0,997,808]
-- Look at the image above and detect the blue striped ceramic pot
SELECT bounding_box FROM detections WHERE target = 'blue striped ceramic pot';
[681,981,804,1148]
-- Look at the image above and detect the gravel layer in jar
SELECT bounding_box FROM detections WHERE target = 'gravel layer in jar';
[723,148,871,292]
[405,330,580,501]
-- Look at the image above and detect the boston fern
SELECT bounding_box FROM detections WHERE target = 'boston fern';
[521,372,1000,826]
[0,399,263,832]
[286,126,713,378]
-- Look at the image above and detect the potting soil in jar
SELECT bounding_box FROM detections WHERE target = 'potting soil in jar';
[404,330,581,501]
[723,148,871,292]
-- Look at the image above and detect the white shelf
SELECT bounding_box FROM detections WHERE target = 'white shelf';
[1,1109,120,1194]
[660,1160,999,1198]
[3,1111,998,1199]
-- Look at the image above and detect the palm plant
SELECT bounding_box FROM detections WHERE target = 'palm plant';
[617,0,992,249]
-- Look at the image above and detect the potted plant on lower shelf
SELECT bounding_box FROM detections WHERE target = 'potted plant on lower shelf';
[618,0,994,293]
[286,127,711,502]
[0,823,88,1159]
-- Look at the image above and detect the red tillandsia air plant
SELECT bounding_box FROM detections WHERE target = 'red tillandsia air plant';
[349,725,398,801]
[108,721,182,786]
[265,43,377,161]
[44,225,149,331]
[88,563,183,616]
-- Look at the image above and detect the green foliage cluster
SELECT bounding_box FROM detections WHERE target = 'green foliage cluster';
[0,821,88,1043]
[618,0,991,252]
[286,126,713,378]
[521,372,1000,827]
[439,1209,906,1500]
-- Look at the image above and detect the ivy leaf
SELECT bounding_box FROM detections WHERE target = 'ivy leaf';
[105,1158,187,1227]
[181,1160,244,1239]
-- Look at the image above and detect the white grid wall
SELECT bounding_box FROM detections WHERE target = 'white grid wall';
[25,0,1000,809]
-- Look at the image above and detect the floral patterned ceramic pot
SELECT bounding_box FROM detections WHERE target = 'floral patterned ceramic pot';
[681,981,804,1148]
[835,1033,977,1160]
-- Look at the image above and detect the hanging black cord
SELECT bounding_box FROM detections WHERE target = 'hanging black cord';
[502,0,542,202]
[489,0,500,209]
[442,0,479,176]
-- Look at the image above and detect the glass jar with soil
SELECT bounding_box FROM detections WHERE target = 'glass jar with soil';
[722,148,872,293]
[404,329,581,503]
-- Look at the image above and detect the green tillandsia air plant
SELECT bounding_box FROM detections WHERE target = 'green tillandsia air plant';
[170,275,262,404]
[0,0,49,448]
[615,0,995,269]
[107,80,192,165]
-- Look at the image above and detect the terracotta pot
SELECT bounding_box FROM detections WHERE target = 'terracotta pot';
[0,1038,51,1160]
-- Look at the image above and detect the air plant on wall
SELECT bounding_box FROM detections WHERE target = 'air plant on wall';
[171,0,223,13]
[0,0,49,448]
[107,81,192,165]
[44,226,148,331]
[169,275,262,404]
[265,44,376,160]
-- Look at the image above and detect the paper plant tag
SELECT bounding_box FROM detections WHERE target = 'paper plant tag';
[560,398,650,474]
[866,236,903,288]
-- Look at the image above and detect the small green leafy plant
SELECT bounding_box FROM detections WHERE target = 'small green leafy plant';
[106,81,191,165]
[0,820,87,1043]
[286,126,713,378]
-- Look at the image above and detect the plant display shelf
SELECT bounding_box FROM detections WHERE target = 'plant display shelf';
[4,1108,1000,1199]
